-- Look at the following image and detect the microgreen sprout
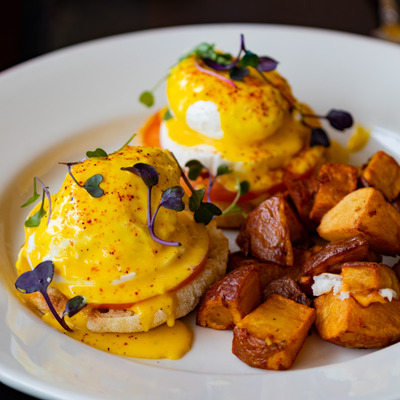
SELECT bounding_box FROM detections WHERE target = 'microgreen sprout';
[60,162,104,198]
[121,163,185,246]
[185,159,249,218]
[22,177,52,227]
[15,260,87,332]
[170,154,222,225]
[221,178,250,217]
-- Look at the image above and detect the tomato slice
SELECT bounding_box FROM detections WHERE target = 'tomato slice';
[140,109,164,147]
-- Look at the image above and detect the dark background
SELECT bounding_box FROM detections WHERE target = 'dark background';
[0,0,395,399]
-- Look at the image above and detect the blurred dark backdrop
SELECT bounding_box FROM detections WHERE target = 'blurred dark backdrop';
[1,0,384,72]
[0,0,392,398]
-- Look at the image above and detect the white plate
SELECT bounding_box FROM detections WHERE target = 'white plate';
[1,23,400,400]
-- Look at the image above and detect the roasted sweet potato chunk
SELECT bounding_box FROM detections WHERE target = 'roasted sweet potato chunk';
[362,151,400,202]
[232,294,316,370]
[302,235,369,277]
[236,195,305,266]
[309,163,358,222]
[196,265,263,330]
[318,187,400,255]
[340,261,400,306]
[314,291,400,348]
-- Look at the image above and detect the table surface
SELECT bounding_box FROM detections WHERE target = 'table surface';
[1,0,397,398]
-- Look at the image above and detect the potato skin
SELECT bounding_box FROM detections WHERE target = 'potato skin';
[236,195,305,266]
[196,265,263,330]
[302,235,369,277]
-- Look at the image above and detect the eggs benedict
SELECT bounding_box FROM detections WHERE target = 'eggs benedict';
[138,36,353,227]
[15,145,228,358]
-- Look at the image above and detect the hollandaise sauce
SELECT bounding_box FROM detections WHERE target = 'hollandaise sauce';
[42,311,193,360]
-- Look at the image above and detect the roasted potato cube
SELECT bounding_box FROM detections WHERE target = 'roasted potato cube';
[302,235,369,277]
[196,265,263,330]
[309,163,358,222]
[318,187,400,255]
[232,294,316,370]
[341,261,400,294]
[284,176,318,231]
[362,151,400,202]
[314,291,400,348]
[236,195,305,266]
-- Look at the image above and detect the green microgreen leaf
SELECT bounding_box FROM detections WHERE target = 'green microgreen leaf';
[62,296,87,319]
[216,164,232,177]
[114,132,137,153]
[86,148,108,158]
[194,202,222,225]
[186,159,206,181]
[163,109,173,121]
[84,174,104,198]
[189,187,206,212]
[239,51,259,68]
[139,91,154,108]
[24,200,47,227]
[229,66,250,81]
[21,178,40,208]
[22,177,52,227]
[221,178,250,217]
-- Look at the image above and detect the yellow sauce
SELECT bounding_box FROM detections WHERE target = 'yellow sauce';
[42,311,193,360]
[16,146,209,305]
[347,124,370,153]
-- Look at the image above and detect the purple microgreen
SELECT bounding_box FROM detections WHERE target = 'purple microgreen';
[159,186,186,212]
[23,177,52,227]
[86,148,108,158]
[163,109,173,121]
[61,163,104,198]
[194,58,236,88]
[326,109,354,131]
[257,56,279,72]
[229,66,250,81]
[148,186,185,247]
[202,58,234,71]
[194,202,222,225]
[172,153,223,224]
[15,261,72,332]
[62,295,87,319]
[221,179,250,217]
[121,164,183,246]
[310,128,331,147]
[186,159,207,181]
[121,163,159,188]
[302,109,354,132]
